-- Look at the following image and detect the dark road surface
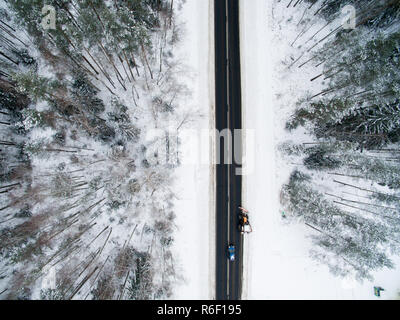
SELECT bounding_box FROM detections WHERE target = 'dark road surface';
[215,0,243,300]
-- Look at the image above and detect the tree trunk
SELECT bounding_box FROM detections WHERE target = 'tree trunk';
[141,42,153,80]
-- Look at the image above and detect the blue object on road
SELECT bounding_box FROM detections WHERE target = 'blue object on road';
[228,245,235,262]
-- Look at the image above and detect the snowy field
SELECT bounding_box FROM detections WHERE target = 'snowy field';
[241,0,400,300]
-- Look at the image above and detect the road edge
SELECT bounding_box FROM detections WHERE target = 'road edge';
[208,0,217,301]
[238,0,248,301]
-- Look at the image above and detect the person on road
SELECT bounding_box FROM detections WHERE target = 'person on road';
[238,206,252,233]
[239,207,249,224]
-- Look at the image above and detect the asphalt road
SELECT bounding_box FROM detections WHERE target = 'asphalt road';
[215,0,243,300]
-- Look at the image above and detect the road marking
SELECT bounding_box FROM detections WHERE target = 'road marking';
[227,256,230,296]
[226,0,231,299]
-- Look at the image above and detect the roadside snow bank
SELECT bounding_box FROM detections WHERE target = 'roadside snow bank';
[171,0,213,299]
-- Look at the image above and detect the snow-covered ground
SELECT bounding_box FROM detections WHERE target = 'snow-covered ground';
[171,0,214,300]
[241,0,400,300]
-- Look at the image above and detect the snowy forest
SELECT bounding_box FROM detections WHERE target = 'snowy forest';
[279,0,400,281]
[0,0,192,300]
[1,0,400,301]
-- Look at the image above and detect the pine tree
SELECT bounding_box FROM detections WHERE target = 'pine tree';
[283,170,399,280]
[12,71,59,102]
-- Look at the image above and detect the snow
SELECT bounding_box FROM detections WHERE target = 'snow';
[2,0,399,301]
[241,0,400,300]
[171,0,213,299]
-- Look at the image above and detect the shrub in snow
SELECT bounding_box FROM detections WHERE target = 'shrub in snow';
[303,146,342,170]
